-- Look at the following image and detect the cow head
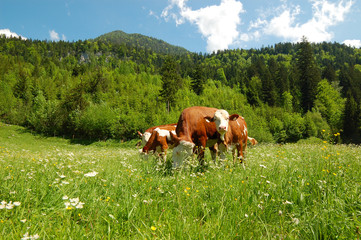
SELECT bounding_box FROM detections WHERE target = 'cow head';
[140,132,151,146]
[205,109,239,140]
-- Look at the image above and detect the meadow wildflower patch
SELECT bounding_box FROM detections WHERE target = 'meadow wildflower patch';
[0,124,360,239]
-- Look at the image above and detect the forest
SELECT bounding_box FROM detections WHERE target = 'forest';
[0,31,361,143]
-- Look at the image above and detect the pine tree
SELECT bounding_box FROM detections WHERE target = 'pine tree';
[343,92,361,143]
[296,36,321,112]
[191,64,206,95]
[159,56,182,112]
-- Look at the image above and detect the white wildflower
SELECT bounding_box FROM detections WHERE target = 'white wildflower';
[6,202,14,209]
[143,199,153,204]
[62,196,69,200]
[283,200,293,205]
[21,232,40,240]
[259,164,267,168]
[76,202,84,209]
[292,217,300,225]
[70,198,80,206]
[245,214,249,218]
[13,201,21,206]
[20,219,27,223]
[84,171,98,177]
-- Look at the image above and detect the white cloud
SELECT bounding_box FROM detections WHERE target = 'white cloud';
[49,30,60,41]
[162,0,245,52]
[343,39,361,48]
[149,10,160,19]
[0,29,27,39]
[252,0,354,43]
[49,30,66,41]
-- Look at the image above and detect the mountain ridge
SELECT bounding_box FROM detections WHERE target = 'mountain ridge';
[93,30,189,55]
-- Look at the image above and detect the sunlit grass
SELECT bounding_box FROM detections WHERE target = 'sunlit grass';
[0,122,360,239]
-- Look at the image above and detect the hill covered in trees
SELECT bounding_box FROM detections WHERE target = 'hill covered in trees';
[93,30,189,55]
[0,32,360,143]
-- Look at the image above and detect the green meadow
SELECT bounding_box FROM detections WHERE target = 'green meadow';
[0,122,360,239]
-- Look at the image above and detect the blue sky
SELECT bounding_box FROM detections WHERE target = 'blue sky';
[1,0,360,53]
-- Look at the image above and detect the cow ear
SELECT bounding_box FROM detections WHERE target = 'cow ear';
[229,114,239,121]
[204,116,214,123]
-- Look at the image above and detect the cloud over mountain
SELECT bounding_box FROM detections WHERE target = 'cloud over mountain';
[162,0,244,52]
[162,0,356,51]
[0,29,27,39]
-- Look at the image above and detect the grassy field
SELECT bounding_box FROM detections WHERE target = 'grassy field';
[0,122,360,239]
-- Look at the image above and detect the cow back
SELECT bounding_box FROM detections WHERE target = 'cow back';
[175,106,219,144]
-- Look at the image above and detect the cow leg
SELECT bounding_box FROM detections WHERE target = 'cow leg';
[161,143,168,164]
[209,144,218,164]
[197,137,208,166]
[218,143,227,162]
[232,147,237,164]
[196,146,206,166]
[236,141,245,166]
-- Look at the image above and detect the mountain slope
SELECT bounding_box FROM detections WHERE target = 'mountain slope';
[94,30,189,55]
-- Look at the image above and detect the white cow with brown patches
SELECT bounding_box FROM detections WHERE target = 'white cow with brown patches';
[141,125,177,162]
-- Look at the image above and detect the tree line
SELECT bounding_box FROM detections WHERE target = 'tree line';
[0,34,360,143]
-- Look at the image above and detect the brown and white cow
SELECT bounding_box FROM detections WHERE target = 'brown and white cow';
[141,125,177,162]
[170,106,239,167]
[137,123,177,147]
[217,116,258,164]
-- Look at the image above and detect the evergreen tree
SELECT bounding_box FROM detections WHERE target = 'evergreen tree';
[343,91,361,143]
[191,64,206,95]
[296,37,321,112]
[322,63,336,83]
[159,56,182,112]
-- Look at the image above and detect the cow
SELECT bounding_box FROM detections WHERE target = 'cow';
[170,106,239,168]
[137,123,177,147]
[217,116,258,164]
[141,125,177,162]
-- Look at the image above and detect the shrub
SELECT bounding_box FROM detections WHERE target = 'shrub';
[74,103,120,140]
[27,91,62,135]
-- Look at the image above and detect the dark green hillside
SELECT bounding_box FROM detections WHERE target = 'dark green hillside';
[94,30,189,55]
[0,33,361,143]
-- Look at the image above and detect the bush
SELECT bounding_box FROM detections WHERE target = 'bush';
[304,110,331,140]
[27,91,62,135]
[74,103,120,140]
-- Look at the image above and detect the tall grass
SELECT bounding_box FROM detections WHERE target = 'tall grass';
[0,122,360,239]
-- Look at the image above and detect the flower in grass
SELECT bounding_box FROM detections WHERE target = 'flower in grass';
[283,200,293,205]
[64,197,84,209]
[259,164,267,169]
[21,232,40,240]
[151,226,157,231]
[84,171,98,177]
[0,201,21,210]
[20,219,27,223]
[292,217,300,225]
